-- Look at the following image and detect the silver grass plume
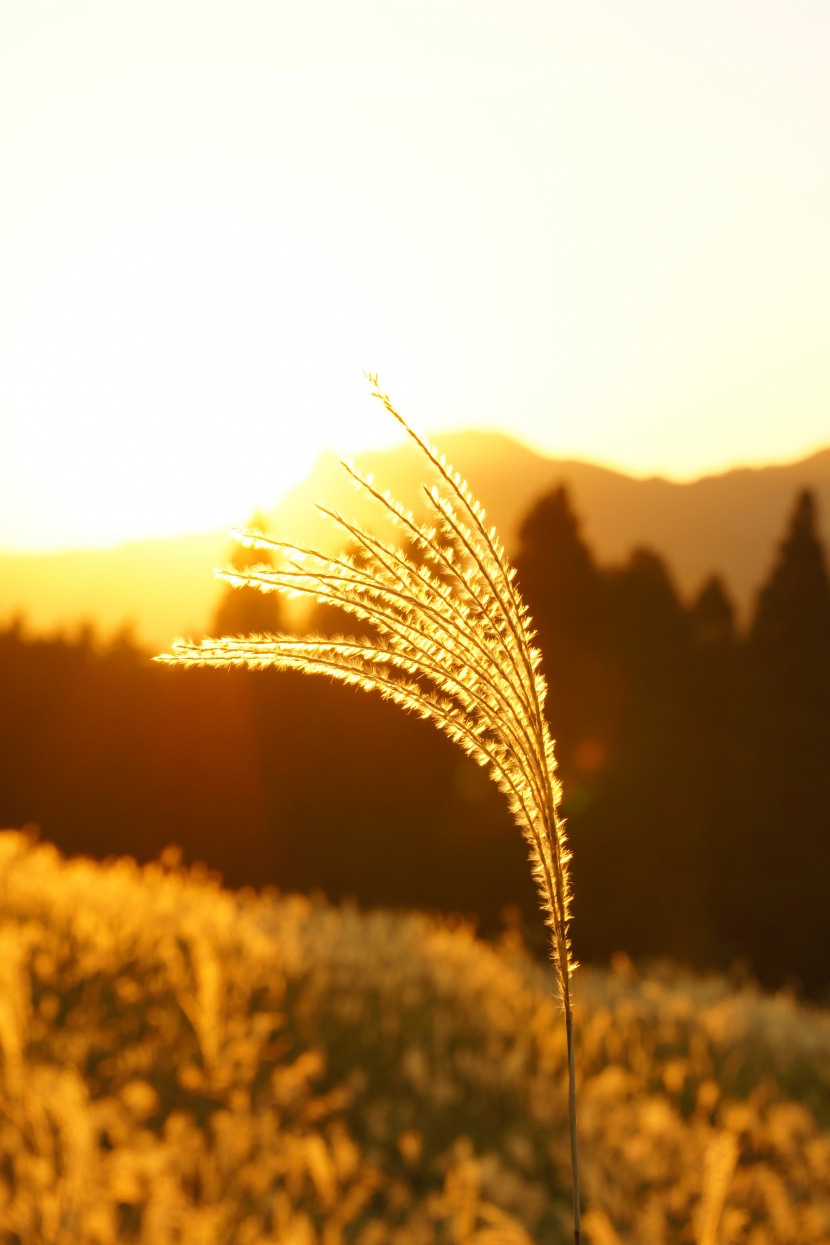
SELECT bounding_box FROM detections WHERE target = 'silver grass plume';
[156,378,582,1241]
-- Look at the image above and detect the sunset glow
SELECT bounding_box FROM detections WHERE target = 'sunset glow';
[3,215,402,548]
[3,17,830,1236]
[1,2,829,551]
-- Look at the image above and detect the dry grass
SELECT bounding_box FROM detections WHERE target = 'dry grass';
[1,831,829,1244]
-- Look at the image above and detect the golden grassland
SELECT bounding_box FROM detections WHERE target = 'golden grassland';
[1,831,829,1244]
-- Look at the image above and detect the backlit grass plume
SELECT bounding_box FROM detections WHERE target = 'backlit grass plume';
[157,377,582,1242]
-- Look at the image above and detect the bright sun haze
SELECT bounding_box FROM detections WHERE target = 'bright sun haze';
[2,215,403,549]
[1,2,829,552]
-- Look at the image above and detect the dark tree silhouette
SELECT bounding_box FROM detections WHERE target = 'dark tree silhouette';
[578,548,712,966]
[750,490,830,681]
[690,575,736,649]
[513,485,617,760]
[212,514,284,637]
[513,488,708,966]
[603,547,690,679]
[716,490,830,990]
[514,486,602,637]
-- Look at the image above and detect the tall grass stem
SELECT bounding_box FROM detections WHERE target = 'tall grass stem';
[157,378,582,1239]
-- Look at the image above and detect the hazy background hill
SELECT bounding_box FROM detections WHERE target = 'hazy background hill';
[2,431,829,648]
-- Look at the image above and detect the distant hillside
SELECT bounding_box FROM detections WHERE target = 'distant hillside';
[2,432,829,647]
[270,432,830,624]
[0,528,229,650]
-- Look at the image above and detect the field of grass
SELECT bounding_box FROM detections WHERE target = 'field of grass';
[0,829,829,1244]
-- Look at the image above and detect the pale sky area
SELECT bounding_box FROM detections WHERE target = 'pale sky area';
[1,2,829,550]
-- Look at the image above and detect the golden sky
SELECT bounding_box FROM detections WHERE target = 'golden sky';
[1,2,829,551]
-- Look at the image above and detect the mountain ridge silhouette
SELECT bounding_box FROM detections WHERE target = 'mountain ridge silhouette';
[2,431,829,648]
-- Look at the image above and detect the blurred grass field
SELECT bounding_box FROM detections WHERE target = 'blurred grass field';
[0,829,829,1244]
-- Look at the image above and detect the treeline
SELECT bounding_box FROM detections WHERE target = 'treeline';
[515,486,830,994]
[1,485,829,994]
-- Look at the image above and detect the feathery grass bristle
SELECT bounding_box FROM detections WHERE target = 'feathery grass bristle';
[156,377,582,1239]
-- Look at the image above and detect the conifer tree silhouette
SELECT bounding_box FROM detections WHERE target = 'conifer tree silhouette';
[726,489,830,990]
[514,485,601,640]
[212,514,284,638]
[691,576,736,649]
[606,547,689,677]
[512,484,611,773]
[750,489,830,680]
